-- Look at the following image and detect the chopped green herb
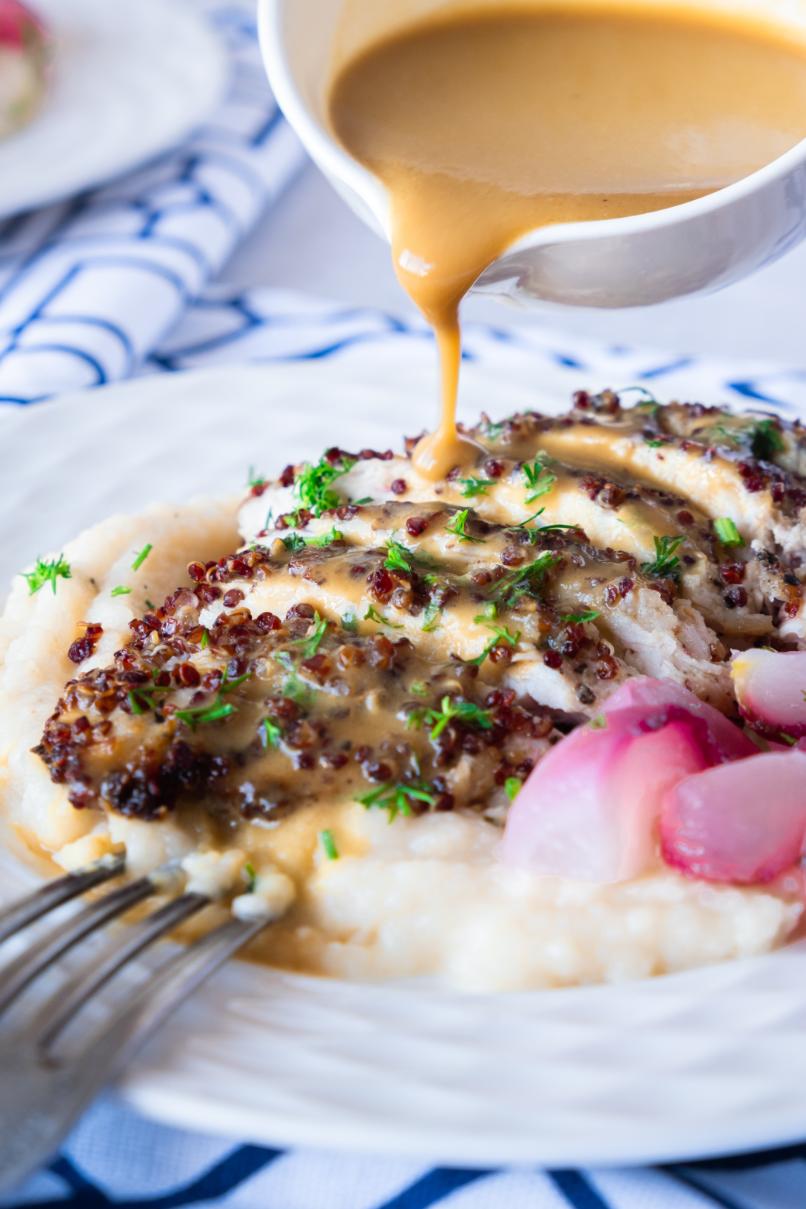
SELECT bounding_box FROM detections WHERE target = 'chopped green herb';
[617,385,659,412]
[704,422,742,448]
[261,717,282,748]
[111,585,132,598]
[504,776,522,802]
[422,603,441,632]
[561,610,601,624]
[481,415,505,440]
[446,508,484,543]
[459,476,494,498]
[341,611,358,633]
[356,781,437,821]
[409,680,428,698]
[750,418,785,461]
[23,554,71,596]
[319,829,339,860]
[409,695,494,740]
[247,466,267,489]
[200,628,209,649]
[145,598,157,611]
[641,535,684,579]
[522,457,557,504]
[281,532,306,552]
[175,669,248,729]
[295,452,356,516]
[295,611,328,658]
[644,438,665,449]
[489,551,557,607]
[364,604,403,628]
[243,861,258,892]
[307,526,344,548]
[175,699,235,728]
[468,615,521,666]
[131,543,153,572]
[353,496,373,506]
[275,650,314,707]
[384,540,413,573]
[590,714,607,729]
[713,517,744,548]
[127,673,172,716]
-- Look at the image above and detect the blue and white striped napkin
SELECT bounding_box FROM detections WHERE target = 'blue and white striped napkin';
[5,1092,806,1208]
[0,0,304,405]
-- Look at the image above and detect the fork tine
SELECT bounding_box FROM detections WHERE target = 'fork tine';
[36,891,209,1050]
[93,914,271,1069]
[0,854,125,946]
[0,875,154,1017]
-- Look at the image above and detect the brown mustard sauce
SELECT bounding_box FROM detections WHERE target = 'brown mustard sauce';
[328,4,806,478]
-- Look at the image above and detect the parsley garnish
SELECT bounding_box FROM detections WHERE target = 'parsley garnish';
[243,861,258,892]
[127,674,172,716]
[750,418,785,461]
[641,535,684,579]
[459,476,494,498]
[384,541,413,573]
[590,714,607,729]
[364,604,403,628]
[617,385,659,412]
[422,603,441,632]
[644,438,665,449]
[295,611,328,658]
[275,650,314,706]
[409,681,428,698]
[522,457,557,503]
[410,695,494,739]
[504,776,522,802]
[175,669,248,729]
[353,496,373,506]
[282,527,344,552]
[261,717,282,748]
[489,551,557,607]
[295,453,355,516]
[468,614,521,665]
[341,611,358,633]
[307,527,344,548]
[446,508,483,543]
[200,628,209,649]
[713,517,744,548]
[319,829,339,860]
[131,543,153,572]
[247,466,267,489]
[561,610,601,624]
[23,554,71,596]
[111,585,132,597]
[356,781,437,821]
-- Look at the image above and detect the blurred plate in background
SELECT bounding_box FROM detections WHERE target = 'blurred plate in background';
[0,0,227,221]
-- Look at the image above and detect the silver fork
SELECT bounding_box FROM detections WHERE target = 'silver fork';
[0,853,273,1193]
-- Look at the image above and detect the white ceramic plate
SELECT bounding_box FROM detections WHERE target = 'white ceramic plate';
[2,360,806,1168]
[0,0,227,221]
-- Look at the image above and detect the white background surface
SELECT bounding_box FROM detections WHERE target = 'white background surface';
[228,162,806,364]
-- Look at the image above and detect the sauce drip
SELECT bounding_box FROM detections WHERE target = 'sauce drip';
[328,4,806,477]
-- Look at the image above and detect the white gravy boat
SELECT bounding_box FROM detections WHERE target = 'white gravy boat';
[258,0,806,309]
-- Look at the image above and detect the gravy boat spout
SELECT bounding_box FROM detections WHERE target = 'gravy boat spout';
[259,0,806,310]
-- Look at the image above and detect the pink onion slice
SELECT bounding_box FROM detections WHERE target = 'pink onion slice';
[661,751,806,884]
[603,676,756,762]
[0,2,43,49]
[732,649,806,739]
[501,705,714,883]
